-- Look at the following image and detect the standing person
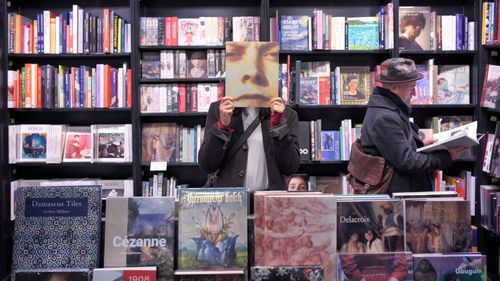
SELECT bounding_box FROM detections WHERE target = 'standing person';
[399,13,426,50]
[360,58,465,194]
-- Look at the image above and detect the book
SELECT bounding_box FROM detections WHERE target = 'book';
[104,197,175,281]
[63,126,92,162]
[141,123,178,162]
[251,266,324,281]
[12,186,102,270]
[13,269,91,281]
[338,66,370,105]
[337,252,413,281]
[225,41,279,107]
[175,270,245,281]
[93,267,157,281]
[433,65,470,104]
[177,187,248,271]
[279,15,310,51]
[416,121,479,152]
[187,50,208,78]
[392,191,458,199]
[399,6,432,50]
[347,17,380,50]
[413,254,487,281]
[141,52,161,79]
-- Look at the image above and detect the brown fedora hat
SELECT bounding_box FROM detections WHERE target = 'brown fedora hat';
[375,58,424,83]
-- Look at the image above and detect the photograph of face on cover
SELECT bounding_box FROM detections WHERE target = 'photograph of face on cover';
[225,41,279,107]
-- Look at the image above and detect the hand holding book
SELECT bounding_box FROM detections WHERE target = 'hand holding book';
[416,121,479,153]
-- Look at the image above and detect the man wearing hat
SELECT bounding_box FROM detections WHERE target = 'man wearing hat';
[360,58,464,194]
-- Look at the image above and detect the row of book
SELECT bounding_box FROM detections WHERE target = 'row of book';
[140,16,260,47]
[142,173,183,198]
[8,124,133,164]
[141,49,225,79]
[11,187,478,281]
[7,63,132,109]
[272,7,391,51]
[141,123,205,163]
[481,1,500,45]
[140,83,222,113]
[8,7,131,54]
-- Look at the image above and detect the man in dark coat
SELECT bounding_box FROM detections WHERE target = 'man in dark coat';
[361,58,464,194]
[198,97,300,190]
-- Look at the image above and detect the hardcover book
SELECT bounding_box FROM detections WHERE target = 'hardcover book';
[92,124,132,162]
[19,124,50,162]
[104,197,175,281]
[187,50,208,78]
[404,199,471,253]
[337,200,405,254]
[416,121,479,152]
[413,254,487,281]
[399,6,432,50]
[337,252,414,281]
[280,15,310,51]
[12,186,102,270]
[141,52,161,79]
[434,65,470,104]
[347,17,379,50]
[178,18,201,46]
[251,266,324,281]
[141,123,178,162]
[225,41,279,107]
[177,187,248,271]
[63,126,92,162]
[13,269,91,281]
[339,66,370,105]
[93,267,157,281]
[175,270,245,281]
[299,76,319,105]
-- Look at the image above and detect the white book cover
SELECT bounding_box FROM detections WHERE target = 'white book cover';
[63,126,92,162]
[18,124,50,162]
[92,124,132,162]
[417,121,479,152]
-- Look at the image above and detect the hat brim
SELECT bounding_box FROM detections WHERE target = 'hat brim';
[375,72,424,84]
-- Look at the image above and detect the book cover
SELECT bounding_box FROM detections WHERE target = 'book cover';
[489,123,500,178]
[93,267,157,281]
[321,131,340,161]
[404,199,471,253]
[225,41,279,107]
[92,124,131,162]
[19,124,49,162]
[337,252,414,281]
[416,121,479,152]
[339,66,370,105]
[299,76,319,105]
[104,197,175,281]
[12,186,102,270]
[399,6,432,50]
[481,64,500,109]
[434,65,470,104]
[141,52,161,79]
[187,50,208,78]
[176,271,245,281]
[413,254,487,281]
[337,200,405,254]
[178,18,201,46]
[177,187,248,270]
[63,126,92,162]
[251,266,324,281]
[411,62,432,105]
[347,17,379,50]
[280,15,310,51]
[141,123,178,162]
[14,269,91,281]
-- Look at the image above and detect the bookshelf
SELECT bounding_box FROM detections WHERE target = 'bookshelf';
[0,0,499,279]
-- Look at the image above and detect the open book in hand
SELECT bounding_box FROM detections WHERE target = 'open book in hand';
[416,121,479,152]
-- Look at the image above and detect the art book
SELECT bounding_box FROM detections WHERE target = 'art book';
[141,123,178,162]
[177,187,248,271]
[92,124,132,162]
[13,269,91,281]
[321,131,340,161]
[141,52,161,79]
[337,252,414,281]
[104,197,175,281]
[225,41,279,107]
[299,76,319,105]
[416,121,479,152]
[347,17,379,50]
[253,193,337,281]
[399,6,432,50]
[480,64,500,109]
[339,66,370,105]
[251,266,324,281]
[178,18,201,46]
[337,200,405,254]
[434,65,470,104]
[411,60,433,105]
[413,254,487,281]
[404,199,471,253]
[12,186,102,270]
[280,15,310,51]
[18,124,50,162]
[63,126,92,162]
[187,50,208,78]
[93,266,157,281]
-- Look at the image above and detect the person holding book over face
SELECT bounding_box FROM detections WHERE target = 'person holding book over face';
[198,41,300,191]
[360,58,465,194]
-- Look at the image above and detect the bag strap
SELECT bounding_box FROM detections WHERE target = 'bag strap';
[225,114,262,162]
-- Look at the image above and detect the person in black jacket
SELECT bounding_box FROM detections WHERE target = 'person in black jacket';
[361,58,465,194]
[198,96,300,191]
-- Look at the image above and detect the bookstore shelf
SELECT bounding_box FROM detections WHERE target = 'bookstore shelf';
[139,46,226,51]
[280,50,393,55]
[140,78,225,83]
[399,50,477,55]
[10,164,133,179]
[141,162,199,167]
[141,112,208,117]
[7,53,131,59]
[8,110,133,125]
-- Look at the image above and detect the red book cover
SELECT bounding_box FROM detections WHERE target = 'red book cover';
[103,9,110,53]
[165,17,171,46]
[171,16,178,46]
[37,65,42,108]
[127,69,132,108]
[190,84,198,112]
[319,76,331,105]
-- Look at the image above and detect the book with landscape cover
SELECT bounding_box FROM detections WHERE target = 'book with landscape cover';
[104,197,175,281]
[12,186,102,270]
[280,15,310,51]
[177,187,248,271]
[337,252,413,281]
[347,17,379,50]
[413,254,487,281]
[416,121,479,152]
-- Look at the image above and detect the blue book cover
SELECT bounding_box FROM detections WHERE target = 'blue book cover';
[177,187,247,270]
[280,15,310,51]
[413,254,486,281]
[347,17,380,50]
[333,131,341,160]
[12,186,102,270]
[299,76,319,105]
[104,197,175,281]
[321,131,337,161]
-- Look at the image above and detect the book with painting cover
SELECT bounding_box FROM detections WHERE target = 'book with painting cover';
[399,6,432,50]
[347,17,380,50]
[413,254,487,281]
[280,15,310,51]
[18,124,50,162]
[93,267,157,281]
[339,66,370,105]
[177,187,248,271]
[480,64,500,109]
[104,197,175,281]
[187,50,208,78]
[12,186,102,270]
[337,252,414,281]
[141,52,161,79]
[434,65,470,104]
[411,61,433,105]
[92,124,132,162]
[63,126,92,162]
[141,123,178,162]
[251,266,324,281]
[299,76,319,105]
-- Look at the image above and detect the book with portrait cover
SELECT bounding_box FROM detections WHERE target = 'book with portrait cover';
[93,266,157,281]
[225,41,279,107]
[178,18,201,46]
[91,124,132,162]
[104,197,175,281]
[337,200,405,254]
[280,15,310,51]
[347,17,380,50]
[12,186,102,270]
[177,187,248,271]
[187,50,208,78]
[337,252,414,281]
[339,66,370,105]
[13,269,91,281]
[399,6,432,50]
[433,65,470,104]
[253,193,337,281]
[413,254,487,281]
[404,198,471,253]
[141,123,178,162]
[63,126,92,162]
[251,266,324,281]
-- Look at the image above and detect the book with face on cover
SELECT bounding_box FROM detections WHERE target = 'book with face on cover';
[413,254,487,281]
